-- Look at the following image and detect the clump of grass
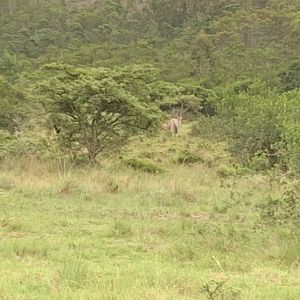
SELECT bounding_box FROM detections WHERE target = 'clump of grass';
[58,256,89,289]
[56,180,80,197]
[169,242,198,262]
[1,239,49,259]
[171,188,196,203]
[0,215,23,232]
[105,179,119,194]
[110,220,133,238]
[0,177,15,191]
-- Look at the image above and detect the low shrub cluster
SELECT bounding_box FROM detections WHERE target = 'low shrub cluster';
[121,157,164,173]
[193,81,300,174]
[0,132,50,161]
[176,150,204,165]
[259,185,300,225]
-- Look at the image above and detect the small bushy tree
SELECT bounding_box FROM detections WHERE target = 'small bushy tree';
[38,63,163,162]
[204,80,300,172]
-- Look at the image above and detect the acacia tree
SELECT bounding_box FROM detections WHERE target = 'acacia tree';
[38,63,163,162]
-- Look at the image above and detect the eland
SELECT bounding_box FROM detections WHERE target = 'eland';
[163,104,187,136]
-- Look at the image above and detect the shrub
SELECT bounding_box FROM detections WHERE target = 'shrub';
[279,60,300,92]
[209,81,300,173]
[121,157,163,173]
[259,186,300,225]
[249,151,272,171]
[217,165,249,178]
[0,133,50,161]
[228,90,283,167]
[191,116,228,142]
[176,150,204,164]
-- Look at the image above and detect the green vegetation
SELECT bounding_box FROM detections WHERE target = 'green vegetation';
[204,81,300,172]
[38,63,162,162]
[0,0,300,299]
[0,131,300,299]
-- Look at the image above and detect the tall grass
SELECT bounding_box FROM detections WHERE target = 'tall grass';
[0,131,299,299]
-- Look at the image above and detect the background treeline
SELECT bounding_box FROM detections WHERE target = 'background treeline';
[1,0,299,83]
[0,0,299,172]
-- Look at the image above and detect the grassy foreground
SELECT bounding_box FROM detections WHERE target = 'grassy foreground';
[0,129,299,299]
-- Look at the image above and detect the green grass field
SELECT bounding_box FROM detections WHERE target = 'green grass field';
[0,128,299,299]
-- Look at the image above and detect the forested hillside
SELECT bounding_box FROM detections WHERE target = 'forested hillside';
[0,0,299,83]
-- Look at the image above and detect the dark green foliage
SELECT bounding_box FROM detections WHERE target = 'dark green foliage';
[191,116,228,142]
[279,61,300,92]
[0,0,299,84]
[0,76,27,134]
[0,133,50,161]
[176,150,204,165]
[38,63,163,162]
[122,157,163,173]
[259,187,300,225]
[213,82,299,172]
[0,51,23,82]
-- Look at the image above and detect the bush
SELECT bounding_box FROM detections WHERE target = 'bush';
[191,116,228,142]
[210,81,300,173]
[176,150,204,164]
[121,157,163,173]
[0,132,83,168]
[0,133,50,161]
[228,89,283,167]
[279,60,300,92]
[217,165,249,178]
[259,186,300,225]
[249,151,272,171]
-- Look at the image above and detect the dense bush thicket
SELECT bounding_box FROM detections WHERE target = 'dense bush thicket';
[193,81,300,173]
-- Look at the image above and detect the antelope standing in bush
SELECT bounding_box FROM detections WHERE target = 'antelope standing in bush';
[163,114,182,136]
[163,104,187,136]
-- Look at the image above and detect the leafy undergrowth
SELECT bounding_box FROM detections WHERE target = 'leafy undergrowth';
[121,123,231,172]
[0,127,299,299]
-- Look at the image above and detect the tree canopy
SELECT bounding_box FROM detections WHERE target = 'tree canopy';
[38,63,163,161]
[0,0,299,84]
